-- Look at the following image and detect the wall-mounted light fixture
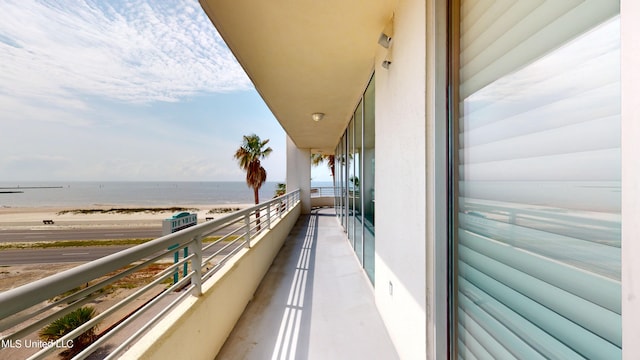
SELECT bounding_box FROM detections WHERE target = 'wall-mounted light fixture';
[378,32,392,49]
[312,112,325,122]
[382,60,392,69]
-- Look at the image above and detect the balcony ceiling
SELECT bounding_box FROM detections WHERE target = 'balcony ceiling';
[199,0,396,154]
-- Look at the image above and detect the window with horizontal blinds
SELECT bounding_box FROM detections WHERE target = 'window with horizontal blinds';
[455,1,621,359]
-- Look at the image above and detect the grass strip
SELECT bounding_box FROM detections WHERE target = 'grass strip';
[207,207,243,214]
[0,236,226,250]
[57,207,200,215]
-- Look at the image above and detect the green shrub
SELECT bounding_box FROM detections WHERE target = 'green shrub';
[39,306,99,359]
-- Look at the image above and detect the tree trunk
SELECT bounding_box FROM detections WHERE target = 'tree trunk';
[253,186,260,204]
[253,186,261,231]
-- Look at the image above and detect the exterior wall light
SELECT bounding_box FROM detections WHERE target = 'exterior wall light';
[312,112,325,122]
[378,33,392,48]
[382,60,392,69]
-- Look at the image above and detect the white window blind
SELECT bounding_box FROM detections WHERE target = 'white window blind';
[457,1,621,359]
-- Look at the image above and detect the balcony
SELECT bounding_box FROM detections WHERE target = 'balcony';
[0,191,397,359]
[214,207,397,359]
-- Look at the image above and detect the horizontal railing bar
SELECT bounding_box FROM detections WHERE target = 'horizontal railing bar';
[100,278,195,360]
[200,226,244,253]
[82,271,195,360]
[0,191,291,318]
[0,246,184,335]
[200,207,286,280]
[203,237,245,265]
[201,236,226,252]
[4,287,104,344]
[23,263,186,360]
[310,186,337,197]
[202,237,244,265]
[73,273,195,360]
[202,246,245,282]
[161,252,196,275]
[0,189,300,360]
[199,217,244,238]
[0,234,194,319]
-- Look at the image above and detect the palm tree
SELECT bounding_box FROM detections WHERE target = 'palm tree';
[311,153,335,178]
[274,182,286,197]
[234,134,273,204]
[39,306,99,359]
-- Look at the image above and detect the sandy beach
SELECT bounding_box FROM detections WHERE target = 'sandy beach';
[0,203,253,230]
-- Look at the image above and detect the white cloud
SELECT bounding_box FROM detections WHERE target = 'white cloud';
[0,0,250,111]
[0,1,288,182]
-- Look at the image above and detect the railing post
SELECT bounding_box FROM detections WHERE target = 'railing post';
[191,235,202,296]
[183,247,188,278]
[267,203,272,229]
[168,243,180,285]
[244,212,251,248]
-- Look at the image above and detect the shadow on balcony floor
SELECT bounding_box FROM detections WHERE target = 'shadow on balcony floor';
[215,207,398,360]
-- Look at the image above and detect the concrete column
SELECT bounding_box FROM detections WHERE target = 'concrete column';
[286,135,311,214]
[621,1,640,358]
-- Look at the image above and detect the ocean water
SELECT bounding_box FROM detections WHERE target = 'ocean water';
[0,181,289,207]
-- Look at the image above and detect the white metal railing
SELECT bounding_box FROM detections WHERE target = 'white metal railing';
[310,186,336,198]
[0,189,300,360]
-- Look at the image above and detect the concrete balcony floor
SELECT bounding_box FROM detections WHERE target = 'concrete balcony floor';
[215,208,399,360]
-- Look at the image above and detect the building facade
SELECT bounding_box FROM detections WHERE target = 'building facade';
[201,0,639,358]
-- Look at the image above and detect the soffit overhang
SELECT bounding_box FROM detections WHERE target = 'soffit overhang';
[199,0,396,154]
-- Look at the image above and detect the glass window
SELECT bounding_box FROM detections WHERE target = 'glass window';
[363,76,375,282]
[335,74,375,284]
[333,135,345,226]
[348,115,356,246]
[354,100,363,263]
[454,2,621,359]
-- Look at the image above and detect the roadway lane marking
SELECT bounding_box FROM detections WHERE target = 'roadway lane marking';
[1,232,49,235]
[62,253,90,256]
[104,233,125,236]
[24,235,46,239]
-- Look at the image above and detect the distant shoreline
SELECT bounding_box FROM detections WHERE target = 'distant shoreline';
[0,186,63,190]
[0,203,253,230]
[0,181,285,208]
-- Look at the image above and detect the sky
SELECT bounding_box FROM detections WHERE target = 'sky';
[0,0,333,183]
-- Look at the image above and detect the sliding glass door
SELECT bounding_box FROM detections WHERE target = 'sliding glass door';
[335,74,375,284]
[452,1,621,358]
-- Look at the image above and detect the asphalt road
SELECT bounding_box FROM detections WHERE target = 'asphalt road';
[0,227,163,243]
[0,246,136,265]
[0,241,235,265]
[0,225,242,265]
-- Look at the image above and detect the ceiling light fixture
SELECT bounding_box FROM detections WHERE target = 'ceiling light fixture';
[312,112,325,122]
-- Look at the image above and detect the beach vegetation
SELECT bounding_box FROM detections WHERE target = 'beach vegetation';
[0,236,227,250]
[57,207,199,215]
[274,183,286,197]
[0,239,154,250]
[39,306,99,359]
[207,207,242,214]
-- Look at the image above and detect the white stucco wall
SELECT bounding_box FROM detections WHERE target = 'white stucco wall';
[286,135,311,214]
[374,0,428,358]
[621,1,640,359]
